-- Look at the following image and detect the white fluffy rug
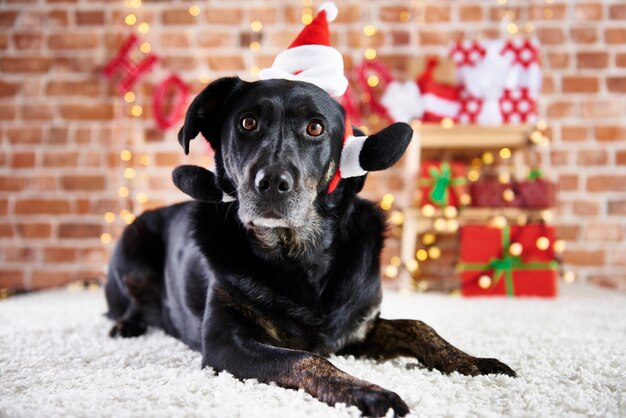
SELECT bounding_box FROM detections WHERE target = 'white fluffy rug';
[1,284,625,418]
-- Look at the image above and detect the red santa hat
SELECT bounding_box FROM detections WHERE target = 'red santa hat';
[259,2,348,97]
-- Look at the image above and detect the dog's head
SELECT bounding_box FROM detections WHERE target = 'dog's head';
[177,76,411,231]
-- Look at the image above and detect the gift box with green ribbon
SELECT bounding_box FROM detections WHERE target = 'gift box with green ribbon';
[419,161,467,208]
[459,224,558,297]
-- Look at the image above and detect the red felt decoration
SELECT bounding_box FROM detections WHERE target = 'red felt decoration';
[416,58,460,122]
[102,34,159,94]
[339,84,363,127]
[152,74,190,130]
[499,88,537,124]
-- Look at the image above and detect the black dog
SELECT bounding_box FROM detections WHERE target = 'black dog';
[105,77,515,417]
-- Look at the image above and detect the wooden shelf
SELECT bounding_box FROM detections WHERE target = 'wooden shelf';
[414,124,531,149]
[405,207,548,225]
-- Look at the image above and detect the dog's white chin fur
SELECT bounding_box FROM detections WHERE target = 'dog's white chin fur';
[252,218,290,228]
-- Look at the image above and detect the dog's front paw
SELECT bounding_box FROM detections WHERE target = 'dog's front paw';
[334,384,409,417]
[108,319,147,338]
[473,357,517,377]
[451,357,516,377]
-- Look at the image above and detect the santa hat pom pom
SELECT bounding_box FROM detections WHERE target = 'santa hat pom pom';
[318,1,338,22]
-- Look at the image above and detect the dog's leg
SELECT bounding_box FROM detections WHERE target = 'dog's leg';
[203,302,409,417]
[340,318,516,377]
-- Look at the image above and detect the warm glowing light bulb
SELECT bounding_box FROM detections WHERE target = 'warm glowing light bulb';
[120,149,132,161]
[188,5,200,16]
[363,25,378,37]
[104,212,116,223]
[250,20,263,32]
[367,75,379,87]
[125,14,137,25]
[124,91,135,103]
[137,22,150,34]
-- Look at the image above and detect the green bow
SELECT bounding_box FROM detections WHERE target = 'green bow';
[460,225,558,297]
[420,162,466,207]
[528,168,543,181]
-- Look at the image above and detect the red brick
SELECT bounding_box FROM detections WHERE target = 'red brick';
[547,101,576,118]
[562,76,598,93]
[160,32,190,48]
[459,5,483,21]
[76,10,104,25]
[380,6,410,22]
[0,224,13,238]
[0,104,16,120]
[570,27,597,44]
[10,152,36,168]
[0,11,18,27]
[574,3,603,20]
[0,176,27,191]
[608,200,626,215]
[391,31,410,46]
[207,55,245,71]
[205,7,242,24]
[550,150,569,166]
[162,8,195,25]
[562,249,605,266]
[58,223,102,239]
[43,152,78,167]
[573,200,600,216]
[347,30,384,48]
[582,100,625,118]
[31,270,73,290]
[607,77,626,93]
[155,152,180,166]
[16,223,52,238]
[7,127,43,144]
[595,126,626,141]
[529,4,566,20]
[197,31,235,48]
[561,125,588,141]
[48,127,69,144]
[161,55,198,71]
[605,28,626,44]
[584,223,624,242]
[59,103,114,120]
[587,175,626,192]
[424,5,450,22]
[0,33,7,49]
[1,56,51,73]
[0,270,24,290]
[0,80,19,97]
[558,174,579,191]
[47,10,68,26]
[46,80,101,96]
[538,28,565,45]
[3,246,36,262]
[44,247,76,262]
[419,30,462,46]
[0,200,7,216]
[13,32,43,49]
[22,104,52,120]
[48,33,98,49]
[617,150,626,165]
[247,6,277,24]
[546,52,570,69]
[61,175,105,191]
[576,51,608,69]
[15,199,70,215]
[609,4,626,19]
[577,149,608,166]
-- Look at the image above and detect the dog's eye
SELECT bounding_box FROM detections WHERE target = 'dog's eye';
[241,116,257,131]
[306,121,324,137]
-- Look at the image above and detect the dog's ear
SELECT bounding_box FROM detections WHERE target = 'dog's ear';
[172,165,224,202]
[359,122,413,171]
[178,77,247,155]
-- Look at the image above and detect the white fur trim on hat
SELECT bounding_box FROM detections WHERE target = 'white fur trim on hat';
[318,1,338,22]
[340,135,368,178]
[258,44,348,97]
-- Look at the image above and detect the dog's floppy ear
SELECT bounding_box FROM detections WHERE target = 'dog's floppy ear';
[178,77,247,155]
[359,122,413,171]
[172,165,224,202]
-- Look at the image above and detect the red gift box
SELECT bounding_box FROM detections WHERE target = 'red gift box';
[469,180,521,208]
[459,224,558,297]
[419,161,467,208]
[517,180,555,209]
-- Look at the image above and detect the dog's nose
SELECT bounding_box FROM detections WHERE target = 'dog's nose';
[254,168,294,196]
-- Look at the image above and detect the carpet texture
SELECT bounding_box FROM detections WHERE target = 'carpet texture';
[1,284,624,418]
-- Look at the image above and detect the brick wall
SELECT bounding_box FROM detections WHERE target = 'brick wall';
[1,0,625,292]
